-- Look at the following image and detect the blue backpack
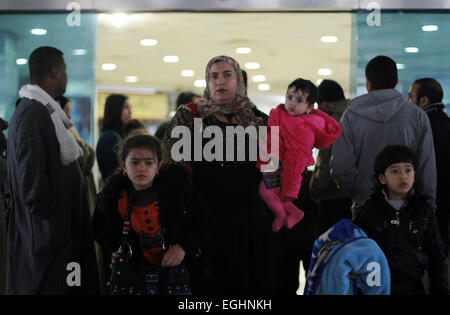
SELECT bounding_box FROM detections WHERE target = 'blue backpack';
[304,219,390,295]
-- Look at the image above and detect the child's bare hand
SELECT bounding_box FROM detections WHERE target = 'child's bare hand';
[161,244,185,267]
[110,248,122,269]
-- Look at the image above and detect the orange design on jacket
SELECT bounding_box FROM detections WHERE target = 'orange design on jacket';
[118,190,164,264]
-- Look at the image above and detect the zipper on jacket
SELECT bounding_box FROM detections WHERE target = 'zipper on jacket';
[393,210,400,263]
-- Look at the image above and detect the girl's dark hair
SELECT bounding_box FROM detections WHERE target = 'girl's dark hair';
[287,78,318,105]
[101,94,128,136]
[118,134,162,165]
[0,117,8,157]
[372,144,417,190]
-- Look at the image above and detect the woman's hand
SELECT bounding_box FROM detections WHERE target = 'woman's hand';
[161,244,185,267]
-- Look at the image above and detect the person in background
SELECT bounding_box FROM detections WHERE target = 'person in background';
[7,46,99,294]
[124,119,147,137]
[96,94,132,184]
[353,145,448,295]
[408,78,450,257]
[0,117,8,295]
[309,79,352,236]
[154,92,200,140]
[330,55,436,213]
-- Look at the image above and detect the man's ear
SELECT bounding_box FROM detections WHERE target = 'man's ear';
[378,174,386,185]
[49,64,59,80]
[419,96,430,108]
[366,78,373,92]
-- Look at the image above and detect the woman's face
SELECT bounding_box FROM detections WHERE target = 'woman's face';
[121,99,132,124]
[208,61,238,105]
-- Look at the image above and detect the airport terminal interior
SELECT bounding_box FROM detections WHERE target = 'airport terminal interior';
[1,0,450,295]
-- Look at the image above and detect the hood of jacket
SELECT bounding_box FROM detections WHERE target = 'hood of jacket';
[348,89,408,123]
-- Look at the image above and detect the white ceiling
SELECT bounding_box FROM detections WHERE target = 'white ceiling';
[96,12,352,110]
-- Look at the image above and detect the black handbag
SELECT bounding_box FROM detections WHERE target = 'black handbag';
[108,187,192,295]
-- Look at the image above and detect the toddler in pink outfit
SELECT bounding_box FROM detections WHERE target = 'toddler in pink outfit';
[258,78,342,233]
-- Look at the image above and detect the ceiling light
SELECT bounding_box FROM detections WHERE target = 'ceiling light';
[194,80,206,88]
[31,28,47,35]
[16,58,27,65]
[125,76,138,83]
[236,47,251,54]
[181,70,194,77]
[245,62,260,70]
[258,83,271,91]
[396,63,405,70]
[163,56,179,63]
[140,39,158,46]
[422,25,438,32]
[321,36,338,43]
[102,63,116,71]
[404,47,419,53]
[112,13,127,27]
[72,49,87,56]
[252,75,266,82]
[316,79,323,85]
[318,68,332,76]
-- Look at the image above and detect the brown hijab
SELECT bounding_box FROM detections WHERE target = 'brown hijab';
[197,55,264,128]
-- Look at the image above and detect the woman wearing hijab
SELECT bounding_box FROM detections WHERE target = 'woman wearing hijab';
[162,56,287,295]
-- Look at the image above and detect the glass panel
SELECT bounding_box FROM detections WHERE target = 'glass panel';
[354,11,450,113]
[0,13,97,145]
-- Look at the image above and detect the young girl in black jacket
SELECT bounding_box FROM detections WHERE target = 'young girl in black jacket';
[92,133,215,295]
[353,145,448,295]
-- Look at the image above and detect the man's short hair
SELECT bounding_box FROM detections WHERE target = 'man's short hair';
[317,79,345,103]
[365,56,398,90]
[176,92,200,108]
[29,46,64,83]
[413,78,444,104]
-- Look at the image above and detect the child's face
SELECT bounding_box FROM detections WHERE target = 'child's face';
[284,87,313,116]
[378,162,415,200]
[123,147,162,191]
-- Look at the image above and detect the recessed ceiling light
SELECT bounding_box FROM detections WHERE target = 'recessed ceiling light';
[316,79,323,85]
[404,47,419,53]
[102,63,116,71]
[112,13,127,27]
[163,56,179,63]
[236,47,252,54]
[140,39,158,46]
[31,28,47,35]
[252,75,266,82]
[245,62,260,70]
[16,58,27,65]
[422,25,438,32]
[182,70,195,77]
[321,36,338,43]
[72,49,87,56]
[318,68,332,76]
[258,83,271,91]
[194,80,206,88]
[125,76,138,83]
[396,63,405,70]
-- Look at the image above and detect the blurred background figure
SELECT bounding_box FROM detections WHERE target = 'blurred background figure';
[154,91,200,140]
[96,94,131,184]
[124,118,147,137]
[309,79,352,236]
[0,116,8,295]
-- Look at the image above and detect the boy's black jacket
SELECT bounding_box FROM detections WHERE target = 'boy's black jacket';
[353,188,448,295]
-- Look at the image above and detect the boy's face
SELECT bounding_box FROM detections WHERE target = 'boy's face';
[284,87,313,116]
[378,162,415,200]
